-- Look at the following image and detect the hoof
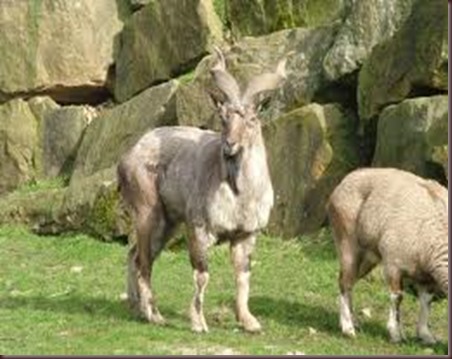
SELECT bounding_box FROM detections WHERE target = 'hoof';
[141,306,166,325]
[342,326,356,338]
[418,331,437,345]
[341,321,356,338]
[240,316,262,333]
[389,330,406,343]
[191,312,209,333]
[149,312,166,326]
[191,322,209,333]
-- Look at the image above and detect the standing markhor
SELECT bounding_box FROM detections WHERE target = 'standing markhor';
[117,47,287,332]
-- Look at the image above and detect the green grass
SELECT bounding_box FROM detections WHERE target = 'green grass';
[0,225,448,355]
[14,177,68,195]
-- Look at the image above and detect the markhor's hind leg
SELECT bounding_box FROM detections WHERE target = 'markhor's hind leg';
[127,242,139,307]
[125,164,172,325]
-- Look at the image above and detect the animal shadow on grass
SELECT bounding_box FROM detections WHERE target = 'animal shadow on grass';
[251,296,448,354]
[251,295,388,340]
[0,294,185,329]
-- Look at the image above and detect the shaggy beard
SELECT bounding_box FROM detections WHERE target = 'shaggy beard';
[224,150,242,195]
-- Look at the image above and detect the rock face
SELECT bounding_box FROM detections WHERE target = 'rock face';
[226,0,345,37]
[323,0,414,81]
[265,103,359,237]
[358,0,448,121]
[71,80,179,183]
[0,99,39,195]
[0,0,126,104]
[114,0,222,102]
[373,95,448,181]
[42,106,96,178]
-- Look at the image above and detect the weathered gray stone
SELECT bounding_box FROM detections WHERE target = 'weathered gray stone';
[225,0,345,38]
[176,80,220,130]
[358,0,448,121]
[373,95,448,181]
[42,106,96,178]
[264,102,359,237]
[114,0,222,102]
[71,80,179,184]
[0,99,39,195]
[323,0,414,81]
[0,0,125,104]
[28,96,60,122]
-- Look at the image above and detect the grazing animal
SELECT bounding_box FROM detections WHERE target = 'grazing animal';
[327,167,448,343]
[117,47,287,332]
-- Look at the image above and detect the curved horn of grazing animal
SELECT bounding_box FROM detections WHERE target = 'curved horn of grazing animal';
[210,46,241,106]
[241,57,288,106]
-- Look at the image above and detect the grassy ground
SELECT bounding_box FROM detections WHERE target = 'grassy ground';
[0,225,448,355]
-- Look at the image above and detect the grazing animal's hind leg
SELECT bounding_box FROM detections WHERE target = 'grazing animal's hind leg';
[384,265,405,343]
[329,203,358,337]
[338,250,358,338]
[416,289,436,344]
[188,226,211,333]
[230,235,261,333]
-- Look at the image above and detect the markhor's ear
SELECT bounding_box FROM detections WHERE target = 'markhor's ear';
[241,55,290,107]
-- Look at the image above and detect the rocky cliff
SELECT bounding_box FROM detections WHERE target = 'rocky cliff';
[0,0,448,240]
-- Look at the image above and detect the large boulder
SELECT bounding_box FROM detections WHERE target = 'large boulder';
[373,95,448,182]
[323,0,414,81]
[358,0,448,121]
[0,0,126,104]
[70,80,179,184]
[0,99,39,195]
[264,103,359,237]
[225,0,345,38]
[71,80,178,185]
[114,0,222,102]
[41,106,97,178]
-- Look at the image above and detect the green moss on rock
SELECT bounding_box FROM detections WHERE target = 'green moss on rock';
[225,0,344,38]
[88,182,131,241]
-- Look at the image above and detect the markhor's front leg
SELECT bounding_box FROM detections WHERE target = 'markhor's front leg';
[230,234,261,332]
[188,226,211,333]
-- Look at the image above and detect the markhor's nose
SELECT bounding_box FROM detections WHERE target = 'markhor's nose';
[223,140,236,156]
